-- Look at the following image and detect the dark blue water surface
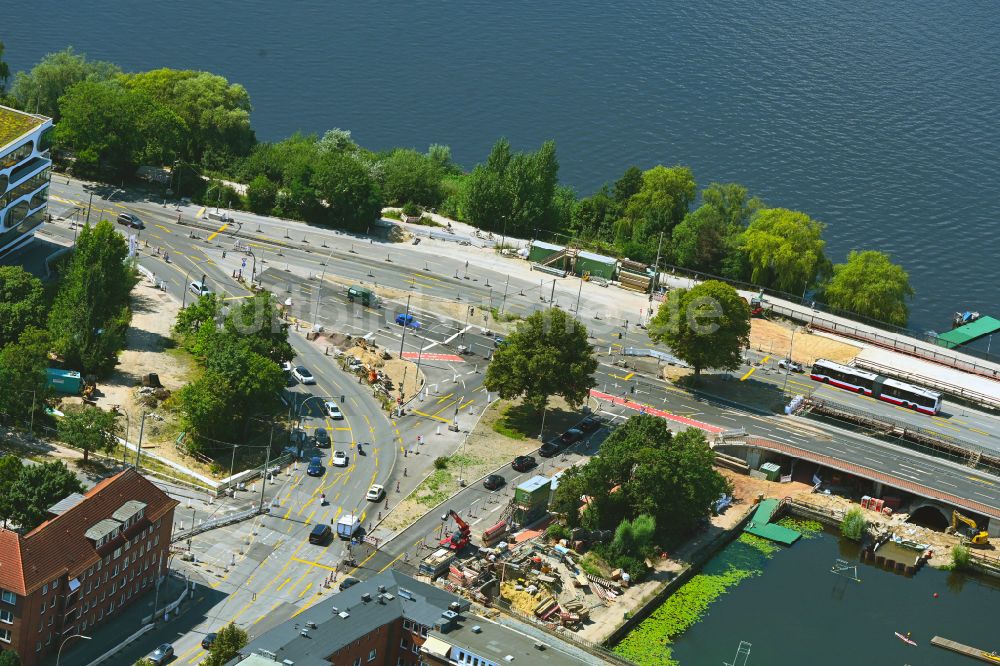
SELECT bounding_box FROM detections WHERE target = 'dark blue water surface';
[6,1,1000,330]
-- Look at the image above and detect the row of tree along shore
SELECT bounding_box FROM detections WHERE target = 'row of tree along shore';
[0,44,915,327]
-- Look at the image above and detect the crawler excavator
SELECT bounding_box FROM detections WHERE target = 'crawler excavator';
[951,510,990,547]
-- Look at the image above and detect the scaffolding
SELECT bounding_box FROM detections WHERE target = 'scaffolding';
[724,640,752,666]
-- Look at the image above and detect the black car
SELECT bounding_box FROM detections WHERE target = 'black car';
[559,428,584,446]
[512,455,536,472]
[483,474,505,490]
[339,576,360,591]
[314,428,330,447]
[578,415,602,433]
[201,633,217,650]
[539,441,562,457]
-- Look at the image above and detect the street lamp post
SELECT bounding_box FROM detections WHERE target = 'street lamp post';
[500,275,510,314]
[57,633,91,666]
[260,425,274,512]
[85,192,94,225]
[538,405,547,441]
[499,215,508,251]
[398,294,412,358]
[115,408,130,465]
[781,327,799,397]
[135,412,148,470]
[313,248,335,325]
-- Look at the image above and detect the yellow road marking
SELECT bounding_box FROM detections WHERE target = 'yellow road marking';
[967,476,995,486]
[412,409,451,423]
[969,427,991,436]
[760,355,770,364]
[196,207,206,218]
[291,557,339,572]
[436,392,454,404]
[740,367,756,381]
[207,223,228,241]
[412,272,442,282]
[623,372,634,381]
[276,577,292,592]
[155,224,172,233]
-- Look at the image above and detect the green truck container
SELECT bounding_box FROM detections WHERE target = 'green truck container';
[514,475,552,508]
[528,241,563,264]
[759,462,782,482]
[347,285,377,307]
[46,368,82,394]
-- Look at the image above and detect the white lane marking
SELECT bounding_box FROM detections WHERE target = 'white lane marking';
[975,492,995,499]
[938,481,958,488]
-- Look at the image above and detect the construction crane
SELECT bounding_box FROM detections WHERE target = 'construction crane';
[439,509,471,551]
[951,511,989,547]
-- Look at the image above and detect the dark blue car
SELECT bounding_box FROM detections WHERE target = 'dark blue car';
[306,456,324,476]
[395,313,421,329]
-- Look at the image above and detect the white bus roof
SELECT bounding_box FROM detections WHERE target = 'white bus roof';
[814,358,879,382]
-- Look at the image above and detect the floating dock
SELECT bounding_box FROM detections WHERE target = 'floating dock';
[935,316,1000,349]
[743,499,801,545]
[931,636,1000,663]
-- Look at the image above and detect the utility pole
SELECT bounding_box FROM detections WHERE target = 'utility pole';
[501,275,510,314]
[574,279,583,315]
[398,294,412,357]
[135,412,147,470]
[313,248,335,325]
[549,279,556,305]
[651,232,664,295]
[85,192,94,225]
[781,327,798,397]
[260,426,273,512]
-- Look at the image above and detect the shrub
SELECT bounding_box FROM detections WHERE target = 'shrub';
[547,523,570,542]
[402,202,420,216]
[382,209,402,221]
[952,544,971,570]
[433,456,450,470]
[840,507,867,541]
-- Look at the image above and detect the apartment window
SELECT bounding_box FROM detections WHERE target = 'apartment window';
[421,626,428,637]
[0,591,14,605]
[47,615,53,626]
[119,594,124,607]
[368,649,377,662]
[40,601,45,613]
[0,628,11,644]
[401,638,409,650]
[113,565,119,577]
[0,609,11,624]
[113,547,122,560]
[36,641,41,652]
[102,555,109,566]
[41,584,48,595]
[110,583,116,595]
[353,659,361,666]
[108,601,114,612]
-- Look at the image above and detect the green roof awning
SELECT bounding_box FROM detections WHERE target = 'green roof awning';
[935,316,1000,349]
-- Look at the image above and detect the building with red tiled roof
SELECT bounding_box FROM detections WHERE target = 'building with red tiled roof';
[0,468,177,665]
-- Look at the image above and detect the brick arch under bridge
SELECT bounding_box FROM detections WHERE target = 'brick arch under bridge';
[713,437,1000,532]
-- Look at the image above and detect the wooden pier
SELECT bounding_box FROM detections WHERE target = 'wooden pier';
[931,636,1000,663]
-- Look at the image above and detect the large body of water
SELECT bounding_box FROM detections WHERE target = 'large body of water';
[628,527,1000,665]
[7,1,1000,331]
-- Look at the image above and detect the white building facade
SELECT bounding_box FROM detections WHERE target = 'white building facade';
[0,106,53,258]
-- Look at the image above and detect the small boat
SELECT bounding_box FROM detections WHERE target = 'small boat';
[953,311,981,328]
[895,632,917,646]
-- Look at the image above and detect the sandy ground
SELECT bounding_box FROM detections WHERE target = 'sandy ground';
[750,317,860,364]
[81,279,213,475]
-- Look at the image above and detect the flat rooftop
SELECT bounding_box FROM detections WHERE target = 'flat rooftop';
[0,105,45,149]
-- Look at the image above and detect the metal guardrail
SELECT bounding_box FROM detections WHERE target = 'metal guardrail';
[530,262,568,277]
[621,347,688,366]
[171,505,268,543]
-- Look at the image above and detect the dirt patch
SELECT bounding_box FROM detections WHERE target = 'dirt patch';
[750,318,860,365]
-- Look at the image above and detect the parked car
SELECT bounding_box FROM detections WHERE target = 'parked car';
[483,474,505,490]
[201,633,217,650]
[778,358,803,373]
[313,428,330,447]
[539,441,562,457]
[147,643,174,665]
[324,401,344,419]
[559,428,585,446]
[578,415,602,433]
[306,456,324,476]
[366,484,385,501]
[339,576,360,591]
[332,450,348,467]
[188,281,211,297]
[116,212,144,229]
[511,455,536,472]
[309,524,332,545]
[494,336,506,347]
[281,361,296,386]
[394,313,421,329]
[292,366,315,384]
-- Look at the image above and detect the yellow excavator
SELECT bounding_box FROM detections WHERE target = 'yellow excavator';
[951,511,990,547]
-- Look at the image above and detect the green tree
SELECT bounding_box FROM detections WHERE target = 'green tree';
[701,182,761,228]
[380,148,443,207]
[670,205,734,274]
[648,280,750,376]
[612,166,643,204]
[570,189,617,241]
[0,455,25,528]
[463,138,560,236]
[428,144,457,173]
[177,371,234,448]
[121,69,255,162]
[0,41,10,94]
[10,460,84,530]
[10,47,120,120]
[202,622,248,666]
[55,79,185,178]
[0,648,21,665]
[245,175,278,214]
[57,405,119,462]
[824,250,914,326]
[174,293,221,341]
[484,308,596,414]
[740,207,829,294]
[222,292,293,363]
[0,328,50,429]
[0,266,46,348]
[48,220,139,375]
[618,165,696,241]
[311,150,382,230]
[548,466,588,529]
